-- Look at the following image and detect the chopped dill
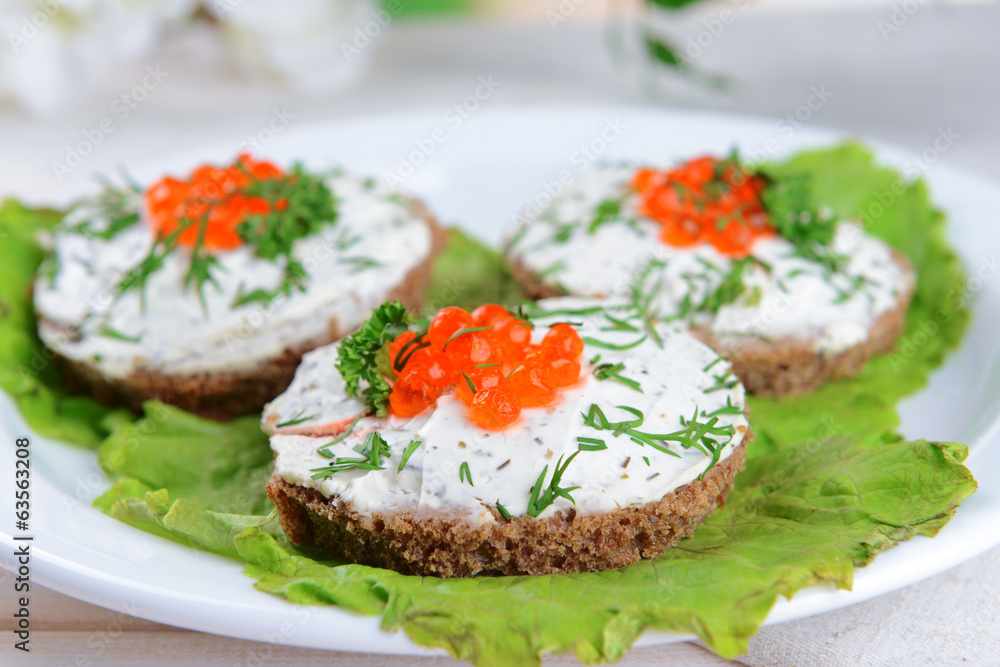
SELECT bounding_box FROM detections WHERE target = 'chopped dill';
[397,439,422,472]
[459,461,474,486]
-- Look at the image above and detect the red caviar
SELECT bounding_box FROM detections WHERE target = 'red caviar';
[387,305,585,429]
[144,153,285,250]
[632,155,774,257]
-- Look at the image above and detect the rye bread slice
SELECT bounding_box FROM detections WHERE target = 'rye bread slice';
[40,203,446,421]
[509,251,915,396]
[266,430,750,578]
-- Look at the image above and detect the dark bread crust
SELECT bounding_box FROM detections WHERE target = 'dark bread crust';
[509,251,915,396]
[266,430,750,578]
[42,202,446,421]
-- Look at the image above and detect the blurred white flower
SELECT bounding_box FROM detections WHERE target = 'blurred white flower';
[0,0,196,116]
[208,0,381,94]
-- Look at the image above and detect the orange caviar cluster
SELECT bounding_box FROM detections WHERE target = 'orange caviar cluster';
[632,155,774,257]
[387,304,584,430]
[145,153,284,250]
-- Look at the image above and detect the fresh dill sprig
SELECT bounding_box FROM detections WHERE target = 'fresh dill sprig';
[519,303,604,319]
[592,361,643,392]
[526,451,581,517]
[701,397,744,418]
[703,356,725,373]
[580,403,736,475]
[339,256,381,275]
[577,436,608,451]
[64,173,143,243]
[625,258,668,347]
[459,461,474,486]
[275,408,321,428]
[232,163,338,306]
[310,431,390,479]
[587,197,625,234]
[444,326,493,350]
[537,260,567,278]
[397,440,422,473]
[704,369,739,393]
[316,414,364,458]
[551,222,576,244]
[110,160,338,313]
[96,324,144,343]
[582,335,647,351]
[601,312,640,333]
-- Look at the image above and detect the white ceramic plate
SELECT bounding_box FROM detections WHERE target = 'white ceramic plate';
[2,105,1000,655]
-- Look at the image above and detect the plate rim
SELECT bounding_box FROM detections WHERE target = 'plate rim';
[2,102,999,657]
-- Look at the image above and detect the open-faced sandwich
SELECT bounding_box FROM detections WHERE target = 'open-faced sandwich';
[262,297,751,577]
[33,154,444,419]
[505,154,915,395]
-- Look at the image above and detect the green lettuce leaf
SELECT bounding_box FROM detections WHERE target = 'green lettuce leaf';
[746,143,970,457]
[97,401,275,516]
[91,400,975,663]
[0,199,135,448]
[424,227,528,313]
[0,144,977,665]
[237,438,973,663]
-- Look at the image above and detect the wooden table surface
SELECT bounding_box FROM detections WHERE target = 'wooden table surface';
[0,583,740,666]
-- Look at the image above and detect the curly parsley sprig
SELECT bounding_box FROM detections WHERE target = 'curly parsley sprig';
[335,301,413,418]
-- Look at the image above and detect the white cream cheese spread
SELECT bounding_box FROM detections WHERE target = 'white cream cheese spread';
[264,297,749,525]
[34,173,434,378]
[506,165,913,356]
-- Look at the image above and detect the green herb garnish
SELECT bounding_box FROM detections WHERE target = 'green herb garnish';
[577,436,608,451]
[113,161,337,313]
[459,461,474,486]
[339,256,381,274]
[231,163,337,306]
[397,439,422,473]
[316,413,364,458]
[70,175,143,241]
[310,431,390,478]
[705,370,739,394]
[593,361,643,392]
[96,324,144,343]
[335,301,410,418]
[582,335,647,351]
[581,403,736,474]
[444,326,493,350]
[587,197,624,234]
[275,408,320,428]
[526,451,581,517]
